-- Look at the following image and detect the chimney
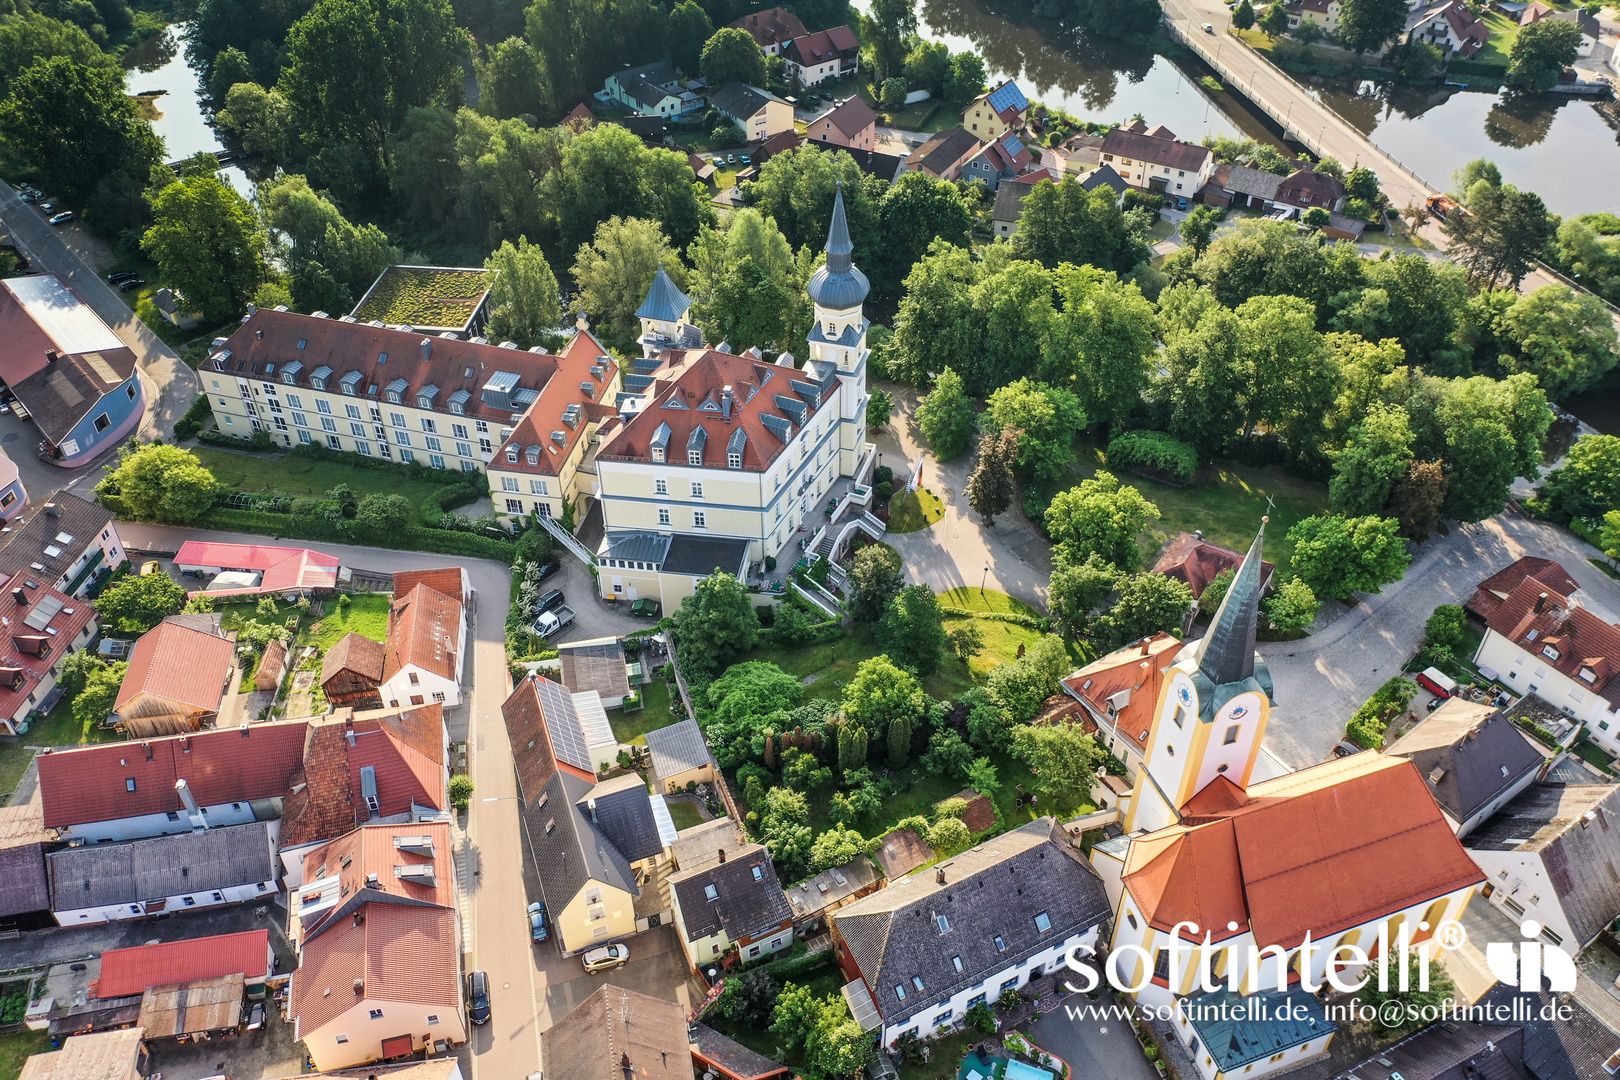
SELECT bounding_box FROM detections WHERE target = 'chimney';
[936,867,946,885]
[44,350,56,364]
[1140,639,1151,656]
[1535,592,1548,613]
[421,338,432,362]
[1193,529,1203,540]
[175,778,204,824]
[588,797,598,822]
[721,385,734,419]
[365,872,380,887]
[256,329,263,339]
[717,849,726,863]
[345,729,356,747]
[43,503,58,517]
[10,587,25,606]
[353,978,364,993]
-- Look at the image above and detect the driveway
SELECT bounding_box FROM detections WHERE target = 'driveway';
[1022,988,1160,1080]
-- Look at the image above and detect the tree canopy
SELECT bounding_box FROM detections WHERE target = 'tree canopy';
[97,445,220,524]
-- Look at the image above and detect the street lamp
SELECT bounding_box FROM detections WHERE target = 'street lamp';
[981,564,990,595]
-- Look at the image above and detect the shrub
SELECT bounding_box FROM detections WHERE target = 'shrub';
[1424,604,1467,652]
[1106,430,1198,483]
[172,393,214,441]
[448,773,475,809]
[1345,676,1419,749]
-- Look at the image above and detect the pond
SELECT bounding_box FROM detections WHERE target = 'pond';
[123,28,257,198]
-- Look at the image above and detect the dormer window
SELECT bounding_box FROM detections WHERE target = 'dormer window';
[1580,667,1597,684]
[506,445,518,464]
[688,450,702,466]
[1542,644,1560,661]
[728,452,742,469]
[652,447,665,463]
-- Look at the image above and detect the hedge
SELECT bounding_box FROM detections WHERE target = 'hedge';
[1345,676,1418,749]
[196,507,518,561]
[1106,430,1199,484]
[940,606,1051,632]
[173,394,213,441]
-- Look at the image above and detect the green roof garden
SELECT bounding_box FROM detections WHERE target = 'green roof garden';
[349,265,496,333]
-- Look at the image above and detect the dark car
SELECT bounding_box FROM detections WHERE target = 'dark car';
[467,970,491,1025]
[527,901,549,943]
[118,278,145,292]
[534,588,564,615]
[108,271,137,283]
[534,559,561,584]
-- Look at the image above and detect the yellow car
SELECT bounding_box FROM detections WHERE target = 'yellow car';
[139,560,162,577]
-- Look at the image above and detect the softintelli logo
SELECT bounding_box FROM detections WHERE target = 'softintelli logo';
[1486,920,1576,992]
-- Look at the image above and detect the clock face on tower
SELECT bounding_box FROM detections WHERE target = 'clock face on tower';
[1177,685,1191,706]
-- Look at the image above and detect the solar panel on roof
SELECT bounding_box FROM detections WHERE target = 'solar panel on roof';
[535,679,593,773]
[24,593,65,631]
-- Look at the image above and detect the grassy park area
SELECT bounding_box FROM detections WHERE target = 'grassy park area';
[190,448,466,526]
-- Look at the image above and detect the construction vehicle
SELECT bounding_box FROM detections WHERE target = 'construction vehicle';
[1426,193,1468,220]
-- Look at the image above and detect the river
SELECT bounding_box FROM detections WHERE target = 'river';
[123,29,257,199]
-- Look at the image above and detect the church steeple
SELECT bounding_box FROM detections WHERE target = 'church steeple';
[1192,519,1267,688]
[806,182,869,312]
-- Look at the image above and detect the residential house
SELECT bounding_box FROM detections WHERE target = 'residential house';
[16,1028,148,1080]
[1059,632,1183,781]
[810,142,906,183]
[1405,0,1490,57]
[204,308,609,473]
[0,275,145,467]
[1471,575,1620,756]
[810,96,877,150]
[834,818,1111,1047]
[729,7,808,55]
[688,152,716,183]
[1050,132,1104,178]
[0,449,23,520]
[1276,167,1346,213]
[291,821,452,946]
[0,490,123,598]
[291,900,465,1070]
[990,175,1043,240]
[668,818,747,873]
[605,60,695,117]
[49,819,280,924]
[0,570,98,734]
[504,674,618,781]
[394,566,470,604]
[961,80,1029,140]
[1465,782,1620,955]
[1450,982,1620,1080]
[781,26,859,86]
[278,705,450,879]
[1081,164,1128,197]
[962,130,1036,192]
[0,801,52,931]
[541,985,689,1080]
[150,288,201,331]
[691,1025,792,1080]
[1382,698,1547,837]
[1522,3,1598,56]
[35,718,310,843]
[1465,556,1579,624]
[669,842,794,968]
[112,615,235,737]
[710,83,795,141]
[783,855,878,925]
[1099,121,1215,197]
[1217,164,1286,210]
[591,187,873,589]
[904,127,983,181]
[1152,531,1276,602]
[645,717,714,793]
[175,540,341,598]
[483,329,621,526]
[97,929,274,998]
[1290,0,1342,31]
[557,636,633,708]
[1086,523,1485,1080]
[320,631,386,707]
[379,580,465,707]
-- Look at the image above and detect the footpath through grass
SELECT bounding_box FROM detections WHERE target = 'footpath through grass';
[190,448,459,526]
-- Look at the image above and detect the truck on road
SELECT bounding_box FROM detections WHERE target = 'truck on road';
[533,605,576,638]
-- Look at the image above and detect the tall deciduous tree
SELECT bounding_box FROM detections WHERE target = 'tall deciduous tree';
[983,379,1085,484]
[671,571,760,674]
[97,445,220,525]
[1263,576,1320,634]
[1507,17,1582,90]
[1336,0,1407,53]
[842,655,927,749]
[1442,180,1556,289]
[475,37,550,122]
[667,0,713,75]
[965,429,1017,526]
[1410,372,1551,522]
[96,575,187,634]
[1011,177,1152,274]
[1044,265,1157,433]
[1010,722,1103,815]
[1156,299,1246,457]
[571,216,687,347]
[143,175,267,321]
[848,543,904,622]
[1089,571,1193,649]
[1535,434,1620,524]
[1286,514,1411,600]
[699,26,765,88]
[483,237,560,348]
[1049,552,1120,639]
[1043,470,1160,571]
[258,174,402,312]
[878,585,948,677]
[218,82,298,167]
[746,145,881,266]
[1497,284,1619,399]
[876,172,972,289]
[865,0,917,81]
[1389,459,1449,539]
[1235,293,1340,464]
[915,367,977,459]
[1329,403,1414,517]
[552,122,714,255]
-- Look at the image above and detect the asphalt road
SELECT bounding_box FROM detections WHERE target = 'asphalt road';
[0,180,200,445]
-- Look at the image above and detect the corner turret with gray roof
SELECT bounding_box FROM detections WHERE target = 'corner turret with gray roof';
[635,266,692,323]
[806,182,869,311]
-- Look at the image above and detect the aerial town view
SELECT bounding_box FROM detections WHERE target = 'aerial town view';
[0,0,1618,1074]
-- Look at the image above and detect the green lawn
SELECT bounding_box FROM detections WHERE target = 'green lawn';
[887,487,945,533]
[897,1025,983,1080]
[0,696,120,804]
[1475,12,1521,68]
[0,1030,49,1080]
[189,448,457,525]
[667,800,705,831]
[939,588,1039,617]
[608,679,677,745]
[744,623,973,705]
[297,594,391,651]
[1057,438,1330,577]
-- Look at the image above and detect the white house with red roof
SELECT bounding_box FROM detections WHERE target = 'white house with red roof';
[378,580,464,708]
[1100,120,1215,197]
[588,186,876,606]
[0,570,98,735]
[781,24,859,86]
[176,541,341,598]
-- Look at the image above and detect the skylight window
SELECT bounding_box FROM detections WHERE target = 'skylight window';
[1034,911,1052,932]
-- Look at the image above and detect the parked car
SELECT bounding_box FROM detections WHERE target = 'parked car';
[118,278,145,292]
[244,1002,265,1031]
[738,154,751,164]
[1174,197,1189,211]
[47,211,73,225]
[726,154,737,164]
[582,943,629,973]
[38,203,53,214]
[527,901,549,943]
[534,588,564,615]
[139,560,163,576]
[534,559,561,584]
[1203,21,1215,31]
[1414,666,1457,701]
[108,271,137,283]
[466,970,491,1024]
[18,187,41,202]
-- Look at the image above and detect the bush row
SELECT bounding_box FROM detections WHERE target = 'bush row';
[1345,676,1418,749]
[197,507,519,561]
[173,394,214,442]
[939,606,1051,632]
[1106,430,1199,484]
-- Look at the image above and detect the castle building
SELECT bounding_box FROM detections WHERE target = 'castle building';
[587,185,875,610]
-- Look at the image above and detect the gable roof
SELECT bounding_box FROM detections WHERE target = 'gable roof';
[905,126,983,176]
[174,541,340,596]
[1383,699,1546,824]
[504,675,594,798]
[115,617,236,715]
[392,567,463,600]
[1484,576,1620,706]
[320,631,385,686]
[299,821,453,916]
[97,930,271,998]
[816,95,877,139]
[0,490,113,584]
[783,25,859,67]
[1101,125,1213,173]
[1342,1018,1528,1080]
[1137,755,1486,948]
[1222,164,1286,200]
[805,140,904,183]
[1474,983,1620,1080]
[873,826,932,880]
[291,901,459,1036]
[383,582,462,683]
[940,790,995,834]
[542,985,690,1080]
[1277,167,1346,208]
[834,820,1110,1022]
[729,7,807,47]
[524,771,638,907]
[0,276,137,442]
[17,1027,145,1080]
[49,820,275,909]
[711,83,788,121]
[586,772,665,864]
[990,175,1044,224]
[645,718,712,784]
[1152,531,1275,599]
[669,842,793,943]
[0,840,48,917]
[36,719,310,829]
[1467,556,1579,620]
[973,79,1029,121]
[1081,163,1128,194]
[1061,633,1182,753]
[278,705,445,847]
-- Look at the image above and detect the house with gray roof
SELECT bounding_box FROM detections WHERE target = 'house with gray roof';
[1219,164,1286,209]
[0,802,52,930]
[49,820,277,925]
[710,83,794,141]
[831,818,1111,1047]
[541,984,689,1080]
[645,718,714,793]
[668,842,794,969]
[1465,782,1620,955]
[605,60,700,117]
[1384,698,1547,837]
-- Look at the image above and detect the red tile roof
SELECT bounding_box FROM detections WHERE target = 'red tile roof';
[292,902,460,1035]
[729,6,807,47]
[1061,633,1182,753]
[97,930,270,998]
[175,541,339,577]
[36,719,310,828]
[817,95,877,140]
[1277,168,1346,209]
[279,706,446,847]
[392,568,463,601]
[114,618,236,714]
[320,631,385,690]
[0,571,96,720]
[492,329,618,477]
[383,583,462,684]
[597,348,836,472]
[1152,532,1275,600]
[502,675,595,798]
[1484,577,1620,706]
[1128,755,1486,948]
[1101,127,1213,174]
[300,820,454,911]
[1467,556,1578,621]
[783,25,858,67]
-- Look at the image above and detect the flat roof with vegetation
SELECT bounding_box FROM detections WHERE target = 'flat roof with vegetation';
[349,265,495,332]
